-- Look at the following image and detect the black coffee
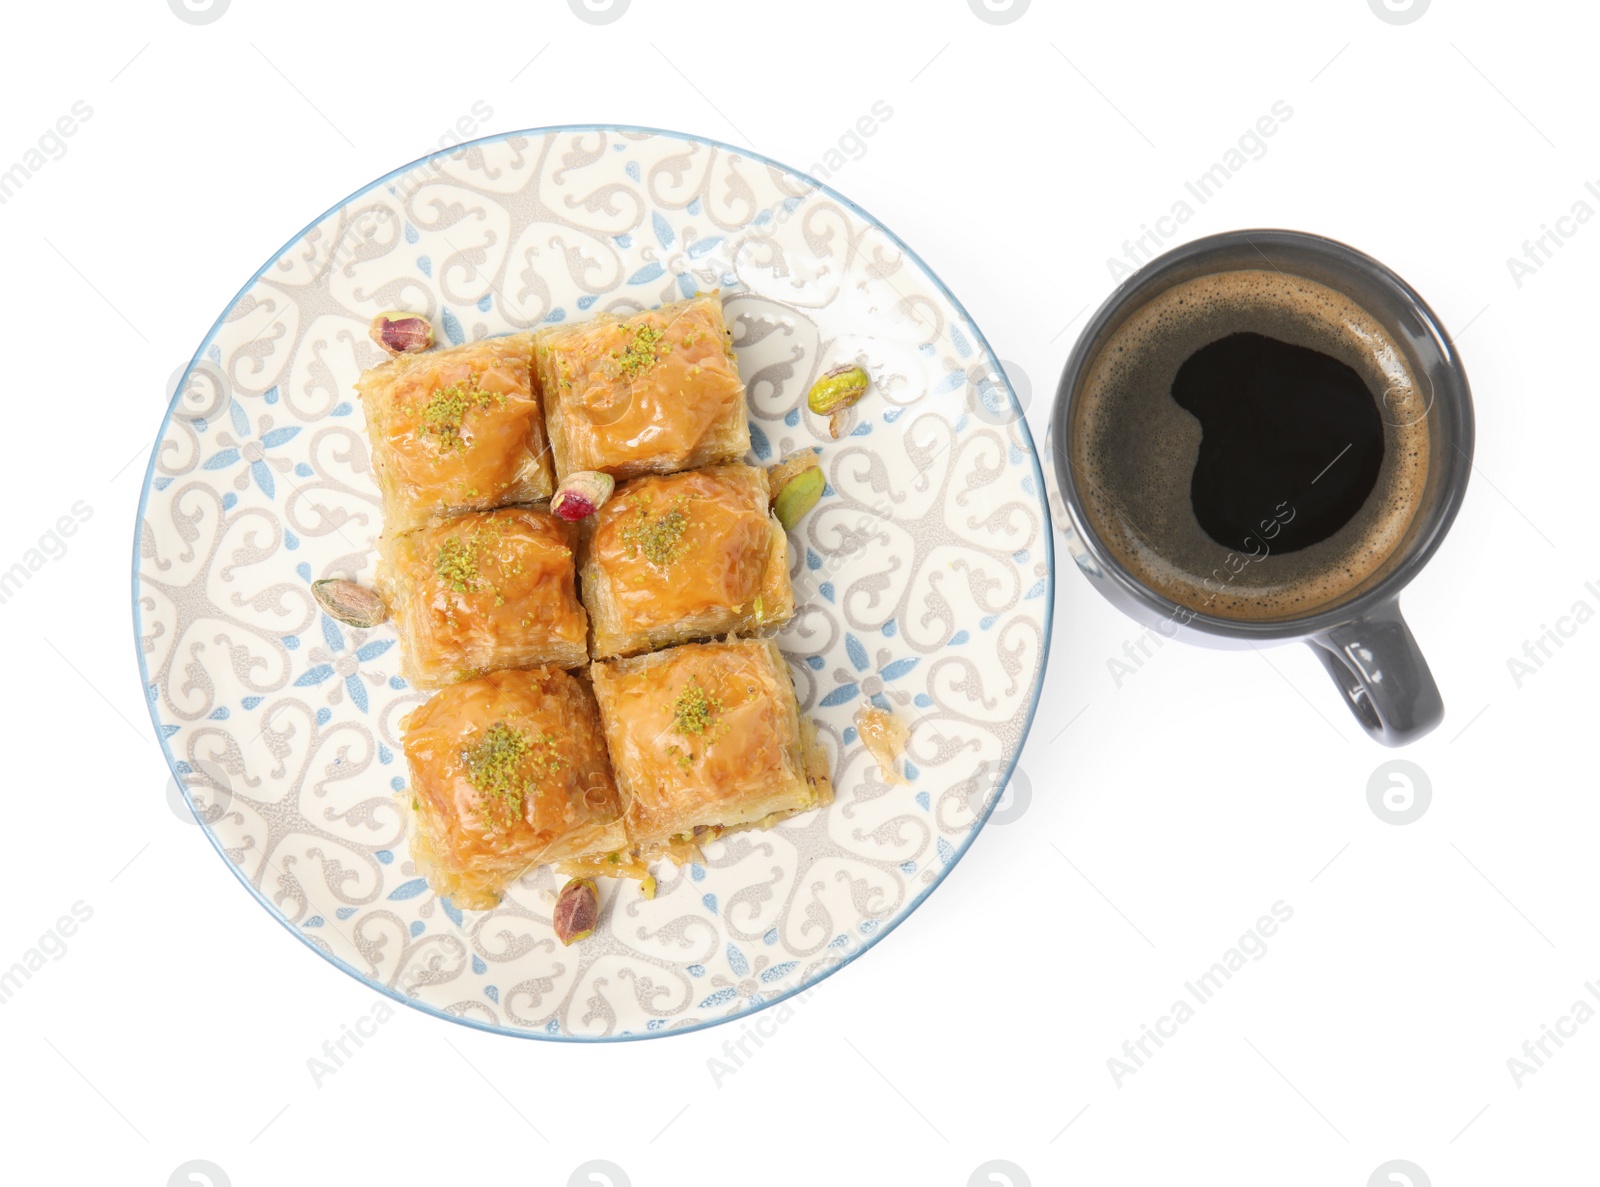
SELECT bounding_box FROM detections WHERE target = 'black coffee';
[1070,269,1430,621]
[1171,331,1384,555]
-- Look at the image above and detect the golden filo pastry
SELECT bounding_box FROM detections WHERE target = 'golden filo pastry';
[533,292,750,482]
[357,332,553,532]
[580,463,794,660]
[590,639,832,857]
[377,507,587,688]
[401,667,628,910]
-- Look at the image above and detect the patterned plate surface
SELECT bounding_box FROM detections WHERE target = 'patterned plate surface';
[134,125,1053,1040]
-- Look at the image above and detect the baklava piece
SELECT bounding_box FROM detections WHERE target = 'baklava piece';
[590,639,831,858]
[357,333,553,532]
[534,292,749,482]
[401,667,626,910]
[378,507,586,688]
[580,463,794,659]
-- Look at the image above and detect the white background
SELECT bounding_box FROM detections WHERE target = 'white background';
[3,0,1596,1184]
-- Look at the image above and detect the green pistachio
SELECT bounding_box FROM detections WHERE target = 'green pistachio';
[773,465,825,531]
[767,450,819,502]
[311,579,387,628]
[806,363,870,417]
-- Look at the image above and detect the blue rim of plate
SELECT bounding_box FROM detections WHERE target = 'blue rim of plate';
[130,123,1056,1042]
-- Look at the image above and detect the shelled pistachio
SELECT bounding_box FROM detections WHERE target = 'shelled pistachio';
[369,311,435,356]
[311,579,387,628]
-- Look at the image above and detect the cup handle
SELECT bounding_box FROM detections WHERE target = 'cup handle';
[1306,598,1443,746]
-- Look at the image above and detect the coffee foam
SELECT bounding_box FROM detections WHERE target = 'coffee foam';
[1069,269,1430,621]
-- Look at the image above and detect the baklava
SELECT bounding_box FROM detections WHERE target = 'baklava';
[358,333,553,532]
[377,507,586,688]
[580,463,794,659]
[534,292,749,481]
[402,667,627,910]
[590,638,831,857]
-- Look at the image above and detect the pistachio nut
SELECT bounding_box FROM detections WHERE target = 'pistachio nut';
[772,459,825,531]
[552,877,600,946]
[767,449,820,501]
[807,363,870,417]
[550,470,615,522]
[369,311,435,356]
[311,578,388,629]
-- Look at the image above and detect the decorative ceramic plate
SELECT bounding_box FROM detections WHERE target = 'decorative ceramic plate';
[134,125,1053,1040]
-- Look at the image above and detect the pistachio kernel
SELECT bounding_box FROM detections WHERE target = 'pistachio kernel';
[552,877,600,946]
[807,362,870,416]
[311,579,388,629]
[773,464,825,531]
[551,470,615,522]
[369,311,435,356]
[767,449,820,504]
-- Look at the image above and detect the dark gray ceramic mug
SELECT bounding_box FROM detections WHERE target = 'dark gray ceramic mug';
[1050,229,1474,746]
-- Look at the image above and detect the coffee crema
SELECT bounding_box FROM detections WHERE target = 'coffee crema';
[1069,269,1430,621]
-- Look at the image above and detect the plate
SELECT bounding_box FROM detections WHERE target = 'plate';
[133,125,1053,1040]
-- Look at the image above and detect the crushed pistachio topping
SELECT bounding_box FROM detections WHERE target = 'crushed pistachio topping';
[671,676,724,743]
[614,322,670,378]
[462,721,565,827]
[434,519,511,603]
[435,534,483,594]
[620,497,692,567]
[662,673,731,767]
[419,374,505,452]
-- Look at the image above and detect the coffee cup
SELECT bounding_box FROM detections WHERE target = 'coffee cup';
[1050,229,1474,746]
